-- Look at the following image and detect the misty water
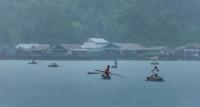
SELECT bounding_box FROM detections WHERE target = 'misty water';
[0,60,199,107]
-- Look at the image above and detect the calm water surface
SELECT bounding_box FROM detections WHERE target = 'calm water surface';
[0,60,199,107]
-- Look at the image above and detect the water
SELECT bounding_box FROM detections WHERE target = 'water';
[0,60,199,107]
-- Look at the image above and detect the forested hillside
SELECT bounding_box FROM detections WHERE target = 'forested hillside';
[0,0,200,46]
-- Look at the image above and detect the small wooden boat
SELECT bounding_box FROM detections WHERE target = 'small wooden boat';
[101,74,111,80]
[29,62,37,64]
[28,60,37,64]
[150,61,159,65]
[146,73,164,81]
[48,63,59,67]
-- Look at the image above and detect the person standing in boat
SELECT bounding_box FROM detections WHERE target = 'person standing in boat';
[152,65,159,72]
[32,59,36,63]
[104,65,110,76]
[113,59,118,68]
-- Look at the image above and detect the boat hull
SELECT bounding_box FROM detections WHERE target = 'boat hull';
[101,75,111,80]
[28,62,37,64]
[146,76,164,81]
[48,65,58,67]
[111,66,117,69]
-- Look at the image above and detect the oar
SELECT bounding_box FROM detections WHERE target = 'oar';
[94,70,104,72]
[94,69,125,79]
[88,72,103,74]
[110,73,125,79]
[94,70,125,79]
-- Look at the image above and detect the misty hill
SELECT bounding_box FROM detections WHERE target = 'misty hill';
[0,0,200,46]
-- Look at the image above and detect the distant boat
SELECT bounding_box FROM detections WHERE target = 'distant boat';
[48,62,59,67]
[150,61,159,65]
[146,65,164,81]
[112,59,118,68]
[28,60,37,64]
[146,73,164,81]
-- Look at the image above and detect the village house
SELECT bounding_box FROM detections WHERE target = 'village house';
[15,44,39,56]
[102,43,121,58]
[81,38,120,58]
[46,44,67,57]
[175,44,200,60]
[31,44,50,57]
[81,38,109,49]
[61,44,81,56]
[70,48,89,57]
[116,43,146,58]
[116,43,165,59]
[61,44,85,56]
[141,46,166,59]
[81,38,109,57]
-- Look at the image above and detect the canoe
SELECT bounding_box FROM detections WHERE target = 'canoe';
[48,64,58,67]
[146,76,164,81]
[101,75,111,80]
[28,62,37,64]
[151,62,159,65]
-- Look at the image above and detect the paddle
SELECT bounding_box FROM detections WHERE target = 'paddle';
[94,70,104,72]
[94,70,125,79]
[87,70,104,74]
[88,72,103,74]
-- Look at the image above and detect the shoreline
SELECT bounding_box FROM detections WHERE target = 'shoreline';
[0,56,199,61]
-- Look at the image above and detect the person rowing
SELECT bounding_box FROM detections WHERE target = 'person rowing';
[104,65,110,76]
[88,65,125,79]
[101,65,111,79]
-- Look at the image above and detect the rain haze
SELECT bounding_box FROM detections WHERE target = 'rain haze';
[0,0,200,107]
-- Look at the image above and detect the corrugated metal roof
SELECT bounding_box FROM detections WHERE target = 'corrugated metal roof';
[81,38,109,49]
[81,44,107,49]
[71,48,89,51]
[61,44,81,50]
[32,44,50,51]
[176,43,200,50]
[103,43,121,49]
[89,38,109,43]
[15,44,39,49]
[147,46,166,50]
[116,43,146,50]
[116,43,165,51]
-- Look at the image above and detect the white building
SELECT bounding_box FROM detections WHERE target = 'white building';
[15,44,39,51]
[81,38,109,49]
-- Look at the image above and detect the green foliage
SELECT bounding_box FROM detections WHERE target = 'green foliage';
[0,0,199,46]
